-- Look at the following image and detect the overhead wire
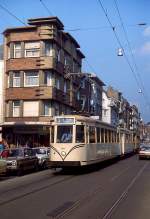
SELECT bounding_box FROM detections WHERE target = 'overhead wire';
[97,0,150,108]
[39,0,54,16]
[0,3,26,25]
[113,0,150,107]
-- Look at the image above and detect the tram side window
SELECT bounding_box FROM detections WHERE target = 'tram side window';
[105,129,108,143]
[108,130,111,143]
[57,125,73,143]
[117,133,119,143]
[89,126,96,143]
[50,126,54,143]
[97,127,100,143]
[76,125,85,143]
[101,128,104,143]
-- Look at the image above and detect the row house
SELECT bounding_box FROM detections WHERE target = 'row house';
[129,105,140,132]
[3,16,85,147]
[107,86,132,129]
[140,122,150,142]
[79,74,105,119]
[102,90,119,126]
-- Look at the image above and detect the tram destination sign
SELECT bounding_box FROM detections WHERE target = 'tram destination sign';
[56,118,75,124]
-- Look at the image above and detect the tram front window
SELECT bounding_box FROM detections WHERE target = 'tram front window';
[57,126,73,143]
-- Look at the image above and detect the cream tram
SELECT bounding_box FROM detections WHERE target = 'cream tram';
[49,115,137,168]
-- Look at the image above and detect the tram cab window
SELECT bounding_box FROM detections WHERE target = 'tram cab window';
[89,126,96,143]
[51,126,54,143]
[57,126,73,143]
[76,125,85,143]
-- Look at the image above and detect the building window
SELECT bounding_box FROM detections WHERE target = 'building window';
[64,80,67,93]
[55,103,60,116]
[45,42,53,56]
[44,71,52,86]
[44,101,51,116]
[24,72,39,87]
[80,79,85,88]
[55,78,60,89]
[25,41,40,57]
[77,91,80,100]
[14,43,21,58]
[13,72,20,87]
[23,101,39,117]
[56,49,61,62]
[13,101,20,117]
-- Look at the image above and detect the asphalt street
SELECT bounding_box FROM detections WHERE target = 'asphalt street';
[0,155,149,219]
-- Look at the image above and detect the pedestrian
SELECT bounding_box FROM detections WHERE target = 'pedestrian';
[0,141,4,154]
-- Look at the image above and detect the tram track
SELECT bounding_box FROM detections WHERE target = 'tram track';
[100,162,149,219]
[46,161,148,219]
[0,172,76,207]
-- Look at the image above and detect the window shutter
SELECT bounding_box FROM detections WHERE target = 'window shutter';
[40,41,45,56]
[20,71,24,87]
[21,42,24,58]
[10,43,14,59]
[9,101,13,117]
[39,100,44,116]
[9,71,13,88]
[39,70,44,86]
[20,100,23,117]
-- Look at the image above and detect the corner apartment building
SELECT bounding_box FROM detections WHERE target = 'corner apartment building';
[3,16,85,147]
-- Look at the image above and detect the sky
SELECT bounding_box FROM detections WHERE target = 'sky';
[0,0,150,122]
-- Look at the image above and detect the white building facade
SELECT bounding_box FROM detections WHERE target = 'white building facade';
[102,90,119,126]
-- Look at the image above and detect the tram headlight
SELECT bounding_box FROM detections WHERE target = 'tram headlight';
[61,151,66,157]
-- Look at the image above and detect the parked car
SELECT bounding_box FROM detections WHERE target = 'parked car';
[32,147,50,169]
[0,158,7,175]
[139,146,150,160]
[1,147,39,175]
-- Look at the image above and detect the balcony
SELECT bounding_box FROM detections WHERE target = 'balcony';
[6,57,55,71]
[5,86,71,105]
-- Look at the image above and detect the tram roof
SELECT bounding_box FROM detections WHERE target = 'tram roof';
[53,115,117,128]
